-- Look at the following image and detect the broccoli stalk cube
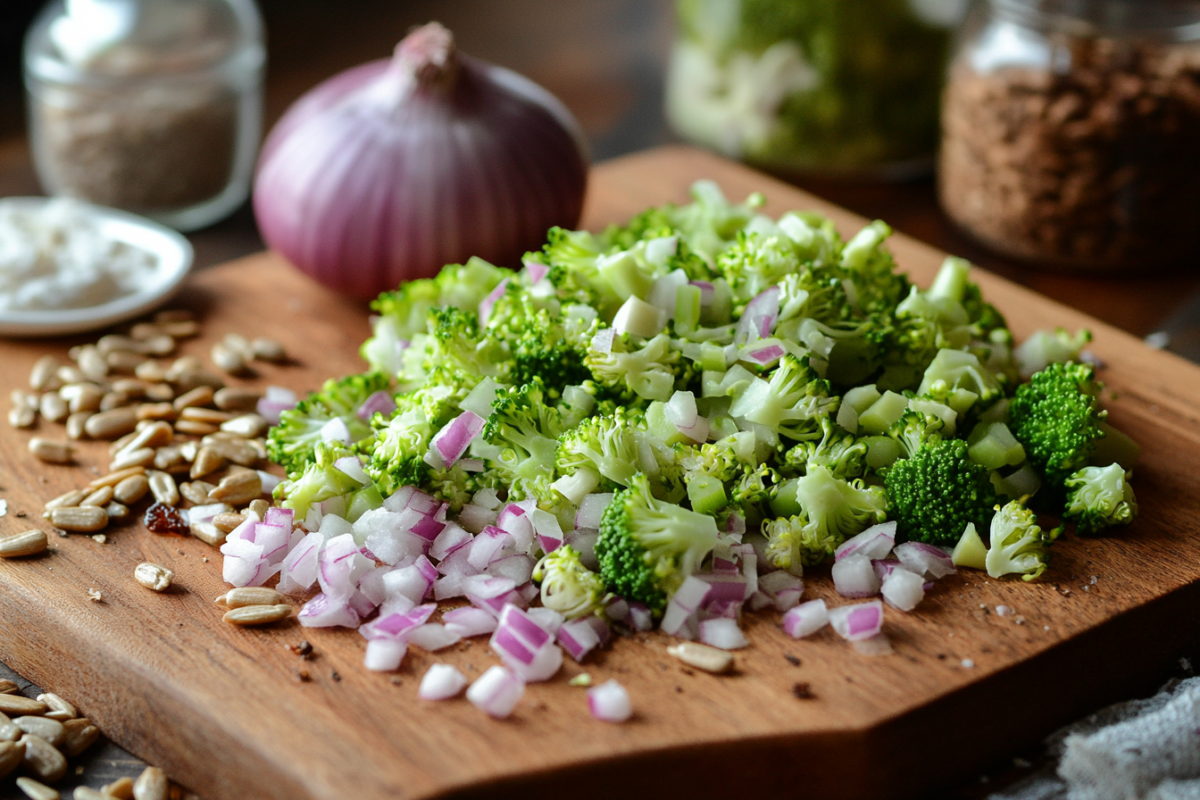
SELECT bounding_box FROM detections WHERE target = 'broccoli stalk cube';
[967,421,1027,470]
[951,522,988,570]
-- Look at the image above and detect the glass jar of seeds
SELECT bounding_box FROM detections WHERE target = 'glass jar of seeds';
[24,0,265,232]
[939,0,1200,271]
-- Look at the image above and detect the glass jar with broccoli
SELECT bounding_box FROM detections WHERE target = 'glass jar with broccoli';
[665,0,967,177]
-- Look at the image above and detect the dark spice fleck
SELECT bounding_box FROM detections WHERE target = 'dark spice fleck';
[288,640,313,659]
[680,667,694,676]
[15,511,26,518]
[294,669,311,682]
[784,654,801,667]
[792,683,815,700]
[675,686,683,694]
[330,670,342,682]
[391,677,403,686]
[143,502,189,535]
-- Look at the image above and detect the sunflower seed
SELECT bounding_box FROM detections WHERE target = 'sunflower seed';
[189,521,226,547]
[190,447,226,480]
[30,356,61,391]
[29,439,74,465]
[161,320,199,338]
[38,393,68,424]
[132,766,168,800]
[222,332,253,358]
[0,713,17,742]
[155,308,194,322]
[16,776,59,800]
[9,405,36,429]
[88,466,147,490]
[79,486,114,508]
[13,717,64,748]
[666,642,735,674]
[179,481,213,505]
[220,413,268,439]
[83,408,137,440]
[153,446,185,472]
[49,507,107,533]
[210,342,248,375]
[249,499,270,518]
[134,360,168,382]
[216,587,285,608]
[59,719,98,757]
[98,391,129,412]
[143,383,175,402]
[44,490,85,513]
[0,682,18,695]
[104,776,135,799]
[147,472,179,506]
[175,419,218,436]
[18,734,65,783]
[202,437,259,466]
[75,345,108,381]
[108,447,154,471]
[34,695,75,723]
[97,334,142,354]
[56,365,85,386]
[213,387,261,412]
[136,402,177,422]
[172,369,223,393]
[113,475,150,505]
[208,471,262,506]
[105,351,147,374]
[64,412,89,440]
[180,407,232,425]
[134,562,174,592]
[251,338,287,363]
[73,787,107,800]
[212,512,246,533]
[223,604,292,625]
[0,739,24,777]
[171,386,212,411]
[104,503,128,522]
[0,530,48,558]
[63,384,103,414]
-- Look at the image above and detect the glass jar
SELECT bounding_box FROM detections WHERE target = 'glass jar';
[939,0,1200,271]
[665,0,969,178]
[24,0,265,232]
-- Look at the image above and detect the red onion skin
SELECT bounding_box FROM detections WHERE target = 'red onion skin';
[254,28,589,300]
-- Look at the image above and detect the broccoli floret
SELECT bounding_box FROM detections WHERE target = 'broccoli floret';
[917,349,1002,405]
[595,473,719,613]
[839,220,911,317]
[1014,328,1092,379]
[586,333,682,403]
[1009,362,1127,494]
[556,407,644,490]
[1063,463,1137,535]
[783,417,867,479]
[730,353,838,441]
[679,431,759,483]
[762,465,886,571]
[279,442,381,522]
[885,438,997,545]
[716,230,806,306]
[267,371,391,478]
[482,380,567,502]
[506,307,598,391]
[539,227,623,314]
[363,395,435,497]
[532,545,606,619]
[986,500,1057,581]
[886,409,946,459]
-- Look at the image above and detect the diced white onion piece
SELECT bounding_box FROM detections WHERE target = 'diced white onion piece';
[828,600,884,642]
[588,679,633,723]
[489,554,534,586]
[893,541,957,580]
[645,235,678,266]
[881,567,926,611]
[612,295,667,338]
[467,666,525,718]
[832,554,882,598]
[456,503,497,534]
[698,617,748,650]
[665,390,699,428]
[333,455,370,485]
[460,378,502,419]
[758,570,804,608]
[575,494,614,531]
[477,278,509,327]
[419,663,469,700]
[443,606,498,638]
[835,522,897,562]
[590,328,615,355]
[319,417,352,444]
[406,623,461,651]
[782,599,829,638]
[363,639,407,672]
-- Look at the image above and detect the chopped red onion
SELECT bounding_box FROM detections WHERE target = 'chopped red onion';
[429,522,472,561]
[478,278,510,327]
[872,559,902,583]
[734,287,780,345]
[758,571,804,611]
[468,526,514,570]
[724,511,746,536]
[660,575,711,636]
[605,597,629,622]
[743,342,785,368]
[433,574,465,601]
[698,572,747,605]
[418,663,469,700]
[364,639,408,672]
[497,504,535,552]
[359,604,436,640]
[828,600,884,642]
[298,592,360,628]
[881,567,925,612]
[348,589,378,619]
[436,546,480,579]
[381,486,415,513]
[834,521,897,562]
[459,457,485,472]
[257,387,297,424]
[851,635,895,657]
[334,455,370,485]
[529,508,563,544]
[357,390,396,421]
[689,280,715,306]
[748,591,773,611]
[832,553,882,598]
[318,534,373,599]
[278,531,322,596]
[575,493,614,531]
[523,260,550,286]
[488,554,534,586]
[893,541,957,580]
[430,411,486,468]
[536,533,563,555]
[455,503,498,533]
[782,599,829,638]
[556,617,603,662]
[525,607,565,636]
[467,666,524,719]
[407,623,462,651]
[698,617,749,650]
[588,679,632,723]
[590,328,615,355]
[256,470,282,497]
[627,603,654,632]
[563,529,599,571]
[381,560,435,604]
[443,606,498,638]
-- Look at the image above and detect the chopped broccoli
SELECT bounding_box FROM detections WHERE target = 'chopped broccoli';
[783,417,868,479]
[1015,328,1092,379]
[532,545,606,619]
[363,395,435,497]
[886,409,946,459]
[761,465,886,570]
[586,333,682,403]
[482,380,567,502]
[267,371,391,478]
[986,500,1057,581]
[556,407,644,490]
[1064,463,1137,535]
[730,353,838,441]
[279,442,381,522]
[885,438,997,545]
[595,473,719,613]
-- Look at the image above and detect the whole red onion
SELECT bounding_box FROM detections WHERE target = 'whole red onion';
[253,23,589,300]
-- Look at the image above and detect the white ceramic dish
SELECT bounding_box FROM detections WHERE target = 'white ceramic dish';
[0,197,194,338]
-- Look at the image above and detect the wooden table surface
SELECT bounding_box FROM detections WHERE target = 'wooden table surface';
[1,2,1198,798]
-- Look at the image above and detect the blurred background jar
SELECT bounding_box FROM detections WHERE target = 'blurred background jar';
[24,0,264,232]
[665,0,969,179]
[939,0,1200,271]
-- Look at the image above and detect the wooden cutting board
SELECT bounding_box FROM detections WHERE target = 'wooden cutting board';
[2,146,1200,800]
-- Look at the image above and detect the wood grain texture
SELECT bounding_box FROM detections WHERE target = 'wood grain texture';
[1,146,1199,800]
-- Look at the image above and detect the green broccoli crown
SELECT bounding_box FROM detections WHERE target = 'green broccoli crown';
[679,432,759,484]
[507,307,597,391]
[363,396,434,497]
[717,230,807,305]
[367,257,512,343]
[735,353,838,441]
[762,511,831,572]
[595,473,719,612]
[585,333,681,404]
[784,417,868,479]
[795,465,886,542]
[1009,362,1107,492]
[532,545,606,619]
[885,438,996,545]
[886,409,946,459]
[986,500,1056,581]
[556,407,644,489]
[1064,463,1138,535]
[839,220,911,317]
[482,380,567,501]
[280,441,371,521]
[267,371,390,478]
